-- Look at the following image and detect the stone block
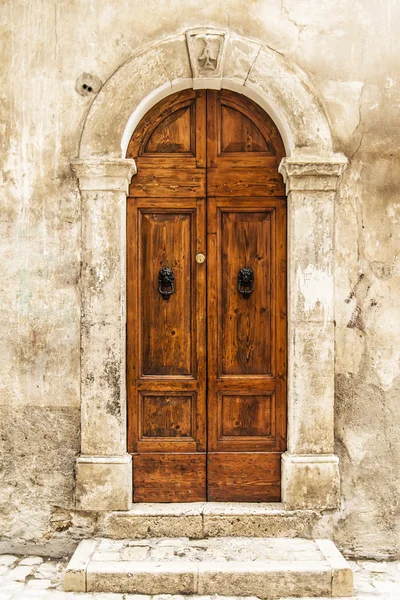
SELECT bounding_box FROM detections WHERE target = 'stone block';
[64,539,98,592]
[75,455,132,511]
[0,557,18,567]
[288,322,335,455]
[19,557,43,566]
[202,503,318,538]
[86,562,198,594]
[316,538,354,597]
[197,561,332,598]
[8,565,35,582]
[101,504,204,539]
[223,35,261,85]
[282,453,340,510]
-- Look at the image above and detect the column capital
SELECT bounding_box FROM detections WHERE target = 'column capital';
[72,159,137,193]
[279,155,347,193]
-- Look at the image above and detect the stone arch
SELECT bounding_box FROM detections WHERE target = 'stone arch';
[73,31,347,512]
[79,32,333,159]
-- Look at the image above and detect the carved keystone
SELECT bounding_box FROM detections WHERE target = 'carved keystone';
[186,28,227,89]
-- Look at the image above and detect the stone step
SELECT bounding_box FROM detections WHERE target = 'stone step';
[98,502,319,539]
[64,537,353,598]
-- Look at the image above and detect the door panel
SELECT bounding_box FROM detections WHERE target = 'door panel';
[140,209,194,376]
[127,89,286,502]
[140,394,194,438]
[207,453,281,502]
[218,207,273,375]
[133,453,206,502]
[218,393,274,437]
[206,89,285,169]
[220,104,272,153]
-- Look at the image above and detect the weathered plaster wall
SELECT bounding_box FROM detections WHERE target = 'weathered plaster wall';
[1,0,399,559]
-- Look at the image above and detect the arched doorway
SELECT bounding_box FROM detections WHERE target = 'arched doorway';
[126,89,287,502]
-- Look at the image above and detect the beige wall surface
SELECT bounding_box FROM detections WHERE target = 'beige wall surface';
[1,0,399,559]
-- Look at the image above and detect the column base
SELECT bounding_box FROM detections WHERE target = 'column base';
[282,453,340,510]
[76,455,132,511]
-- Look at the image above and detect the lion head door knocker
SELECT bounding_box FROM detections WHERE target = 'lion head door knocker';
[237,266,254,298]
[158,267,175,300]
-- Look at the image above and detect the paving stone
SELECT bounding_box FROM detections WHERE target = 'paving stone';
[0,556,18,566]
[358,560,392,572]
[121,547,150,560]
[8,565,36,581]
[0,580,25,592]
[150,548,175,561]
[127,540,155,547]
[34,563,60,578]
[13,591,50,599]
[98,540,125,552]
[92,552,122,562]
[26,579,52,589]
[20,558,44,566]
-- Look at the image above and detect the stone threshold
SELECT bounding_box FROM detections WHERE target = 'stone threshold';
[99,502,320,539]
[65,536,353,597]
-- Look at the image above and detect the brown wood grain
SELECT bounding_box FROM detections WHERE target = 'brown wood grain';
[127,89,199,159]
[141,394,194,438]
[127,89,287,502]
[133,453,207,502]
[218,207,273,375]
[207,169,285,196]
[140,208,193,376]
[207,452,281,501]
[131,168,205,197]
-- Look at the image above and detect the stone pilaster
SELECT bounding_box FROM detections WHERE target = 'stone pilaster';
[279,156,347,510]
[72,159,136,510]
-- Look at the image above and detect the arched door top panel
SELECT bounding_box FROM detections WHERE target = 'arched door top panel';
[127,89,285,165]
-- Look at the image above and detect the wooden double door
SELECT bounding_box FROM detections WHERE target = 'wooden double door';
[127,89,287,502]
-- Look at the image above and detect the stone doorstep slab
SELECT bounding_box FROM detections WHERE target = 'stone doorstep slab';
[64,537,353,598]
[101,502,318,539]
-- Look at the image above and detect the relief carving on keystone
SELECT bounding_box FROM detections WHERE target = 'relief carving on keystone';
[186,28,227,88]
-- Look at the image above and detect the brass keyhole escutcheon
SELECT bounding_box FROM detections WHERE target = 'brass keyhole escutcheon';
[196,253,206,264]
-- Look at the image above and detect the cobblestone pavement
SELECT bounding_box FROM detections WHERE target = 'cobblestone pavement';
[0,553,399,599]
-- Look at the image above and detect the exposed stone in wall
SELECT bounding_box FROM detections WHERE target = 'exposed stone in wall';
[0,408,81,554]
[1,0,399,559]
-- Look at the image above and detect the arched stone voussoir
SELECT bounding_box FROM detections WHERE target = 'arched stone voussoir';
[245,45,333,155]
[79,31,334,160]
[80,35,192,159]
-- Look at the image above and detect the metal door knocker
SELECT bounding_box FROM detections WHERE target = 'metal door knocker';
[237,266,254,298]
[158,267,175,300]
